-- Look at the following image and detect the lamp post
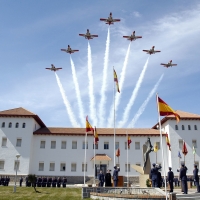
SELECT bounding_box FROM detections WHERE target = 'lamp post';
[13,154,20,193]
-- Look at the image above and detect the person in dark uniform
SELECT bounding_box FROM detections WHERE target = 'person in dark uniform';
[150,163,161,187]
[156,165,162,188]
[20,177,23,187]
[179,164,188,194]
[193,164,200,193]
[98,170,105,187]
[113,166,120,187]
[105,170,112,187]
[168,167,174,193]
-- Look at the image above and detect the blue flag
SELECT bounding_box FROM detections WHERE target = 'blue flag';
[178,151,182,158]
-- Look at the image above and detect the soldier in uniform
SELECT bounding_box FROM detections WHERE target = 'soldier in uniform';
[193,164,200,193]
[20,177,23,187]
[98,170,105,187]
[168,167,174,193]
[150,163,161,187]
[179,164,188,194]
[113,166,120,187]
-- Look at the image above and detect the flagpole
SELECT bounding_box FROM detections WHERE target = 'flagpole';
[94,128,96,186]
[84,131,87,186]
[126,130,129,187]
[156,151,157,164]
[113,67,116,166]
[156,94,167,200]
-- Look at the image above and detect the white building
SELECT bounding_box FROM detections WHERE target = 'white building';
[0,107,199,183]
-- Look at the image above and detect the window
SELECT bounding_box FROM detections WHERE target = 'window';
[93,143,98,149]
[188,125,191,130]
[104,142,109,149]
[14,160,20,170]
[82,141,88,149]
[51,141,56,149]
[195,161,199,168]
[115,142,119,150]
[60,163,66,171]
[61,141,66,149]
[82,163,87,172]
[39,163,44,171]
[71,163,76,172]
[15,123,19,128]
[16,139,22,147]
[194,125,198,130]
[179,140,183,149]
[175,125,178,130]
[182,125,185,130]
[2,138,7,147]
[192,140,197,148]
[22,123,26,128]
[125,164,130,172]
[135,142,140,150]
[40,141,45,149]
[1,122,5,128]
[8,122,12,128]
[0,160,5,170]
[49,163,55,171]
[72,141,77,149]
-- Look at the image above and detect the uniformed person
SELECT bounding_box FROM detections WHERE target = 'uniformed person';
[150,163,161,187]
[20,177,23,187]
[98,170,105,187]
[179,164,188,194]
[113,166,120,187]
[168,167,174,193]
[193,164,200,193]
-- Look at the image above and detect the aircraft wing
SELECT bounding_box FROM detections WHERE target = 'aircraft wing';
[113,19,120,22]
[160,63,167,66]
[143,50,149,52]
[71,50,79,53]
[91,35,98,37]
[79,34,85,36]
[135,36,142,39]
[154,51,161,53]
[171,64,177,66]
[123,36,130,38]
[61,49,67,51]
[56,68,62,70]
[100,18,107,21]
[45,68,51,70]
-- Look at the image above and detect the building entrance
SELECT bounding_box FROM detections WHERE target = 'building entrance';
[95,164,107,178]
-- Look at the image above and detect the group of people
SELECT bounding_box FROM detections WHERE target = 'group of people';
[98,166,120,187]
[150,163,200,194]
[0,176,10,186]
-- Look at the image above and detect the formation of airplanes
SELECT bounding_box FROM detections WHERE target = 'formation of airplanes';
[46,12,177,72]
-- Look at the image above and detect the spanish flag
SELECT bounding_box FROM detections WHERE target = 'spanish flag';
[116,148,120,157]
[127,136,132,149]
[86,116,94,132]
[114,69,120,93]
[94,127,99,144]
[158,96,180,123]
[166,133,171,151]
[154,142,158,152]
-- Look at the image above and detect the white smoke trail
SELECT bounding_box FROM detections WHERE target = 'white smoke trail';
[87,42,97,126]
[55,73,80,127]
[70,57,85,126]
[128,74,164,128]
[118,57,149,128]
[107,43,131,127]
[98,27,110,127]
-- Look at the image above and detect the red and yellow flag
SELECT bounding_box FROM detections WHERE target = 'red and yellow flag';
[113,69,120,93]
[127,136,132,149]
[182,141,188,156]
[86,116,94,132]
[116,148,120,157]
[166,133,171,151]
[158,96,180,123]
[94,127,99,144]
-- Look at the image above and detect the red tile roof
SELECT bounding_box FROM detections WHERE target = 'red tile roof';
[91,154,112,161]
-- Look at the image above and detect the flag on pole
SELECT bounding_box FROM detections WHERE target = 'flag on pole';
[154,142,158,152]
[182,141,188,156]
[193,146,196,155]
[116,148,120,157]
[178,151,182,159]
[86,116,94,132]
[158,96,180,123]
[94,127,99,144]
[113,69,120,93]
[166,133,171,151]
[127,136,132,149]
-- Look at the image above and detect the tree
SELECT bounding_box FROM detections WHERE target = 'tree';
[28,174,40,193]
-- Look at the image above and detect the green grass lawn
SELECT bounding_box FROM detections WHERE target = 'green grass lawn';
[0,186,91,200]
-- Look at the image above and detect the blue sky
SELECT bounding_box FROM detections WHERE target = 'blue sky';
[0,1,200,128]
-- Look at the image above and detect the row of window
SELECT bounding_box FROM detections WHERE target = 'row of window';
[179,140,197,149]
[175,124,198,131]
[1,122,26,128]
[2,138,22,147]
[0,160,20,170]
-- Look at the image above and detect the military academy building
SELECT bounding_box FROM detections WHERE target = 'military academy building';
[0,107,199,183]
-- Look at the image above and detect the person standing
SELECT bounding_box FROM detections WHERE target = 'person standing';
[98,170,104,187]
[193,164,200,193]
[20,177,23,187]
[168,167,174,193]
[105,170,112,187]
[179,164,188,194]
[113,166,120,187]
[150,163,161,187]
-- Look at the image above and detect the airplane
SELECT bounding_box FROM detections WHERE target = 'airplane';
[79,29,98,40]
[61,45,79,54]
[123,31,142,41]
[143,46,161,55]
[45,64,62,72]
[160,60,177,68]
[100,12,120,25]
